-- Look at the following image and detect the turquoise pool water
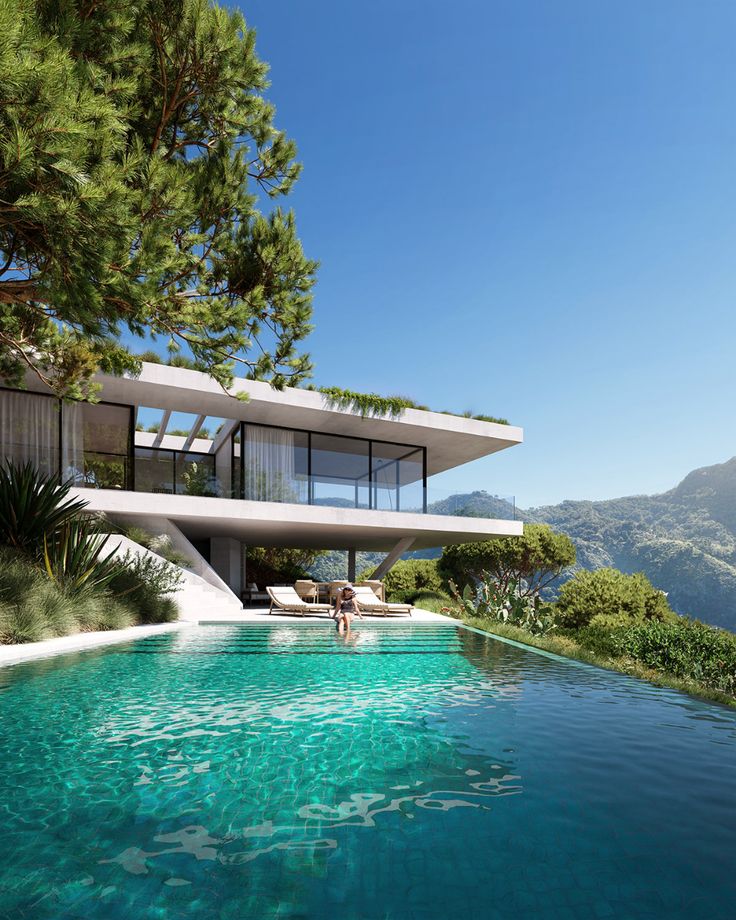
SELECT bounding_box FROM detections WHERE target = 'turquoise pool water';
[0,624,734,919]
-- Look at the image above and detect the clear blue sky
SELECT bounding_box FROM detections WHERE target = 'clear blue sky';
[223,0,736,508]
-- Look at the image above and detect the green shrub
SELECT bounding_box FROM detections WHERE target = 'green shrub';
[108,552,182,624]
[555,568,674,630]
[371,559,443,602]
[122,526,191,567]
[246,546,324,588]
[0,543,175,644]
[613,619,736,696]
[0,549,113,642]
[73,591,135,632]
[408,588,452,605]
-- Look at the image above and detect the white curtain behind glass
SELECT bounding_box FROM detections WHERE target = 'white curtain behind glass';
[61,401,84,483]
[243,426,306,503]
[0,391,60,477]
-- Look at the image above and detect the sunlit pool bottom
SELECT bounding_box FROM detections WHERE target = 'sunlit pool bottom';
[0,625,734,920]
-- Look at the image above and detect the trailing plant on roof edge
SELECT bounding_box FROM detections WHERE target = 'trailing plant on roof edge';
[317,387,416,419]
[315,386,509,423]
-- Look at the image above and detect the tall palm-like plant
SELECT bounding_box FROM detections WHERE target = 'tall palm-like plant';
[43,519,126,596]
[0,461,89,555]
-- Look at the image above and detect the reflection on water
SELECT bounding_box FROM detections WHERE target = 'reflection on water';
[0,625,734,919]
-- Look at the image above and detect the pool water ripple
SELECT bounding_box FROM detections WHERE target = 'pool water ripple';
[0,624,734,919]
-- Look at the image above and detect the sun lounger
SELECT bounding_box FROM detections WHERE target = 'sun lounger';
[267,586,332,616]
[353,586,413,617]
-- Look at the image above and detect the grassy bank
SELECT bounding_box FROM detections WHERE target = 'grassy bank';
[0,547,179,645]
[460,615,736,709]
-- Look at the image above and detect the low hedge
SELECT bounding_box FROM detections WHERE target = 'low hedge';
[611,619,736,697]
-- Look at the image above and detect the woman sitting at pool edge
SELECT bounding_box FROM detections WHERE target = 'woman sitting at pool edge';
[333,584,363,635]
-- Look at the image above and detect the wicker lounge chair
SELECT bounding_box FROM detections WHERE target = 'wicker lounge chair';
[353,586,412,617]
[267,586,332,616]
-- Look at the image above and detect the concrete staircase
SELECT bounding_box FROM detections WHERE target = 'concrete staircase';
[105,534,243,622]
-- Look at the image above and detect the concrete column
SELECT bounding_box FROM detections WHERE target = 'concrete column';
[210,537,242,596]
[372,537,415,581]
[347,548,356,582]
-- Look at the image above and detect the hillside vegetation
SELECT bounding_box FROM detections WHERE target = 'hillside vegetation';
[416,458,736,632]
[530,457,736,631]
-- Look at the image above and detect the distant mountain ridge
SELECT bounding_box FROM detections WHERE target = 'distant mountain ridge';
[435,459,736,631]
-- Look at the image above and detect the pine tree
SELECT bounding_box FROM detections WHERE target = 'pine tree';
[0,0,317,399]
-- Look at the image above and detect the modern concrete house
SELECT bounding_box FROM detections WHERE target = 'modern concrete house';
[0,364,522,609]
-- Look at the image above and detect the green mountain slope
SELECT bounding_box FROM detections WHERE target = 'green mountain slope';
[529,457,736,630]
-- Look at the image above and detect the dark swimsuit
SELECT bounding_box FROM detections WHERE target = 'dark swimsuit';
[336,598,356,620]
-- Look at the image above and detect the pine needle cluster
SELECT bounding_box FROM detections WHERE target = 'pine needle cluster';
[0,0,317,399]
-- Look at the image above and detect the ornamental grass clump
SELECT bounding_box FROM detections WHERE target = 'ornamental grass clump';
[0,463,181,643]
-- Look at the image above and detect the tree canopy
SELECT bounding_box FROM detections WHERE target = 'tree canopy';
[438,523,576,597]
[0,0,316,399]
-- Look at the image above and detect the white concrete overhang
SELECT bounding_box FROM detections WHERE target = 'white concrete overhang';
[85,363,523,476]
[76,489,523,551]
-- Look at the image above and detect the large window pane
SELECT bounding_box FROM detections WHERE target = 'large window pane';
[134,448,175,494]
[175,452,217,496]
[311,433,369,508]
[0,390,59,478]
[371,442,424,512]
[80,403,131,489]
[243,425,308,503]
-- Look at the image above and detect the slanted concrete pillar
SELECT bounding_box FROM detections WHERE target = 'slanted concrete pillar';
[347,548,356,582]
[210,537,242,596]
[372,537,415,581]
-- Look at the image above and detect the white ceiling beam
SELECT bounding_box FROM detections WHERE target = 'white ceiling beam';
[152,409,172,448]
[182,414,207,451]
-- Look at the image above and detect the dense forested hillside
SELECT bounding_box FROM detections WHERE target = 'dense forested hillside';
[529,458,736,630]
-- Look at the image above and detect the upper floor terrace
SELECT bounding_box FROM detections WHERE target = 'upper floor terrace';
[1,364,522,521]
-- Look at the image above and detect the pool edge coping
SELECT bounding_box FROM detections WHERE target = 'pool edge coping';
[0,622,183,668]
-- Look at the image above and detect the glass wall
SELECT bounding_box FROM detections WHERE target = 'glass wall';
[231,423,426,512]
[371,442,425,513]
[78,403,131,489]
[310,433,370,508]
[134,448,216,496]
[0,389,437,514]
[231,428,241,500]
[0,389,60,478]
[242,424,309,503]
[0,389,133,487]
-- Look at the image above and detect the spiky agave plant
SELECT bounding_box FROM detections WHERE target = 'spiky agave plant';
[0,461,88,555]
[43,519,127,596]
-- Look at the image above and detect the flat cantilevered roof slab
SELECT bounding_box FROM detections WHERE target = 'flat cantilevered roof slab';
[91,363,522,477]
[76,489,522,552]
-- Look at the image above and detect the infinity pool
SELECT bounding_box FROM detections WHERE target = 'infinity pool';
[0,624,734,919]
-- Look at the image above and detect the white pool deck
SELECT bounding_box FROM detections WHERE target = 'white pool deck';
[195,606,457,626]
[0,607,458,668]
